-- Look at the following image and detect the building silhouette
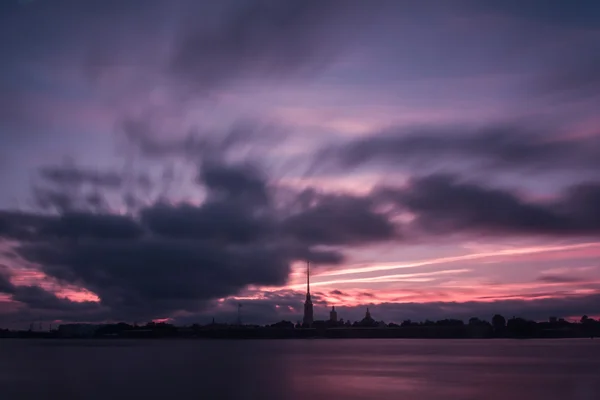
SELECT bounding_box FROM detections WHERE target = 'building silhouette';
[330,306,338,323]
[357,308,377,327]
[303,261,314,327]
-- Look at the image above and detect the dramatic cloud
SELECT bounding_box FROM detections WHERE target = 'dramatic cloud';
[0,211,141,242]
[141,203,270,243]
[0,262,103,322]
[9,285,96,313]
[282,190,398,246]
[0,211,52,241]
[19,238,291,317]
[0,265,13,294]
[2,0,600,326]
[41,213,143,240]
[379,174,600,237]
[328,124,600,175]
[1,159,402,321]
[200,161,270,206]
[29,161,153,214]
[4,161,600,323]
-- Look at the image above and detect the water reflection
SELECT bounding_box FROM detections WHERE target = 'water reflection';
[0,339,598,399]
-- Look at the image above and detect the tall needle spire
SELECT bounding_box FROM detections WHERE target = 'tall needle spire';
[307,260,310,294]
[303,259,314,327]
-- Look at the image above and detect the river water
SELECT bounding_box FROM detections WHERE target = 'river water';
[1,339,598,399]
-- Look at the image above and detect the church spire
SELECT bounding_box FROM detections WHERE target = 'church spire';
[303,260,314,327]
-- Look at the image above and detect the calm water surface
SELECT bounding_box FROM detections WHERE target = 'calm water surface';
[0,339,599,399]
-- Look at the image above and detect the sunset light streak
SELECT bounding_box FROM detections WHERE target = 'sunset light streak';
[318,242,600,278]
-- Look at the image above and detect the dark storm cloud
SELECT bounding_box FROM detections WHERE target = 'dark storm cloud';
[329,124,600,174]
[200,161,269,206]
[0,265,13,294]
[1,159,403,321]
[141,203,270,243]
[10,285,94,312]
[41,213,143,240]
[0,210,141,241]
[140,160,272,243]
[18,238,291,317]
[288,247,344,267]
[384,174,566,235]
[141,206,343,264]
[142,160,395,246]
[0,263,103,319]
[282,190,398,246]
[3,161,600,323]
[0,211,52,241]
[377,174,600,237]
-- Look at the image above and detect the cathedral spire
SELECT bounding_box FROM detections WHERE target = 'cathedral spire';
[303,260,314,327]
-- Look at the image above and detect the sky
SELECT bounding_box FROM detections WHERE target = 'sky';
[1,0,600,328]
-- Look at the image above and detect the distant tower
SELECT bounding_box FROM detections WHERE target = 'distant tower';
[360,307,375,327]
[303,261,314,327]
[329,306,338,323]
